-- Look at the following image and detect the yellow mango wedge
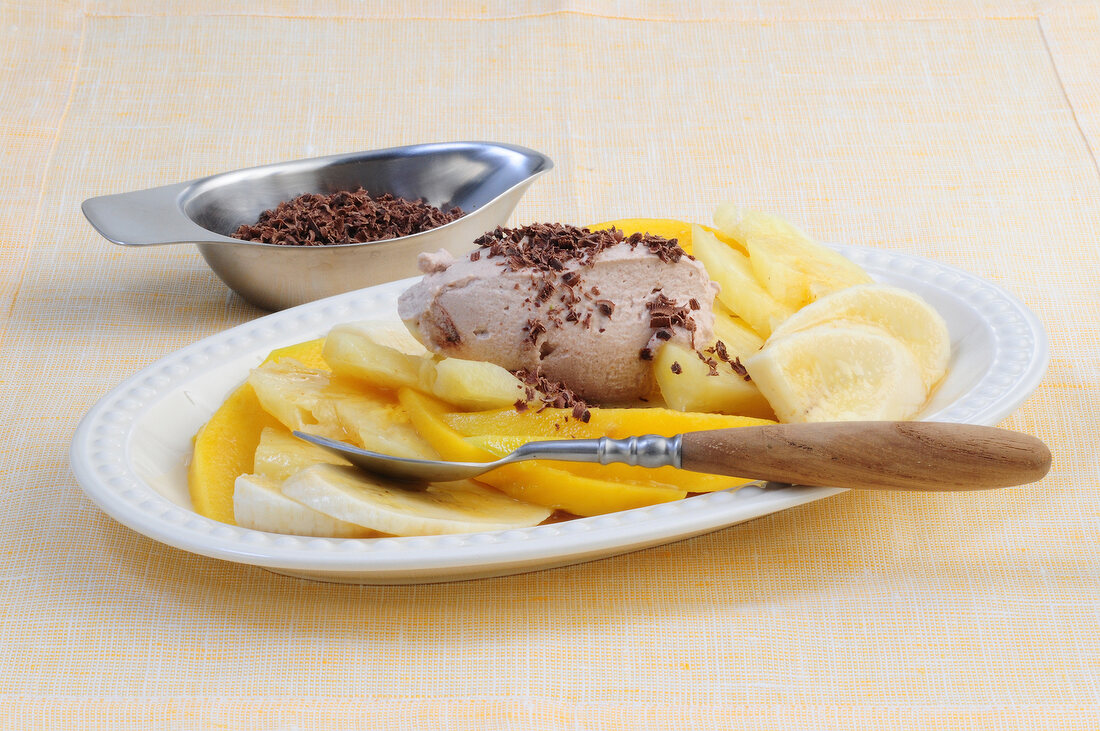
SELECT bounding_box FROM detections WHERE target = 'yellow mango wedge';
[445,406,774,495]
[444,405,773,440]
[189,338,328,524]
[398,388,686,516]
[465,434,749,493]
[586,218,746,256]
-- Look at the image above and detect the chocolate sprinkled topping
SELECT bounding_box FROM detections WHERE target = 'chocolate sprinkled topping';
[670,361,682,374]
[513,368,590,420]
[688,298,701,311]
[469,223,689,333]
[470,250,480,262]
[640,347,654,361]
[231,188,464,246]
[473,224,686,275]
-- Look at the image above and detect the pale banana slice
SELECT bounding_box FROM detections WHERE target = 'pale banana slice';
[233,473,380,537]
[768,283,950,390]
[281,464,553,536]
[744,324,927,422]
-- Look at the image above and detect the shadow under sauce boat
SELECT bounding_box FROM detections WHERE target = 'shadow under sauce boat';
[82,141,553,310]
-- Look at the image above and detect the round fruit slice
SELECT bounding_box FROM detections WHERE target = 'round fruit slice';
[281,464,552,536]
[768,284,950,389]
[234,474,379,538]
[744,324,927,423]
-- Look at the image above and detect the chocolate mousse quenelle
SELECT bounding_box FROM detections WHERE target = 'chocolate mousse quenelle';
[398,223,719,403]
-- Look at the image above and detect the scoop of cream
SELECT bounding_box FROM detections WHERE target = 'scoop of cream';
[397,224,719,402]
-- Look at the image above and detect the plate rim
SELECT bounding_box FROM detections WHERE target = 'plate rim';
[69,244,1049,577]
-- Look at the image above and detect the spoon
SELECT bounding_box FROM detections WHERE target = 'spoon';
[293,422,1051,491]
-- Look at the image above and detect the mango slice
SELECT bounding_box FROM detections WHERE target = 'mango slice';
[189,339,328,524]
[444,405,773,440]
[398,389,686,516]
[587,217,746,256]
[465,434,749,493]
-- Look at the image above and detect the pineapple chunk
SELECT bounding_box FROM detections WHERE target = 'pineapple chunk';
[248,360,437,459]
[323,324,428,390]
[691,225,793,337]
[253,426,351,482]
[654,342,774,419]
[248,359,335,434]
[712,304,765,360]
[322,378,438,459]
[716,208,871,309]
[333,320,429,354]
[428,357,528,411]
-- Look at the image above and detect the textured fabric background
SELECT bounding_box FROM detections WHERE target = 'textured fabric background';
[1,1,1097,728]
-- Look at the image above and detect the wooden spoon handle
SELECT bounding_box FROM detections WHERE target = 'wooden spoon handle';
[680,422,1051,491]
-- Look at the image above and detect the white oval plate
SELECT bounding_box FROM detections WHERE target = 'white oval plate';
[70,246,1047,584]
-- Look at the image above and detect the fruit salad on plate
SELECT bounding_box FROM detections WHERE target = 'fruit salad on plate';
[189,206,949,539]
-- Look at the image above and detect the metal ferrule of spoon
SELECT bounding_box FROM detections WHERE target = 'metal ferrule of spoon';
[293,421,1052,492]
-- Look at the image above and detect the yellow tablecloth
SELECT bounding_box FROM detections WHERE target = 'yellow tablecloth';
[3,1,1097,727]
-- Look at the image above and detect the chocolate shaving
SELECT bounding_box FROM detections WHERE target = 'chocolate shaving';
[640,347,654,361]
[695,349,720,376]
[512,367,589,419]
[536,281,556,304]
[231,188,464,246]
[595,299,615,317]
[731,357,751,381]
[713,340,730,363]
[670,361,682,374]
[435,308,462,345]
[641,291,699,354]
[522,318,546,345]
